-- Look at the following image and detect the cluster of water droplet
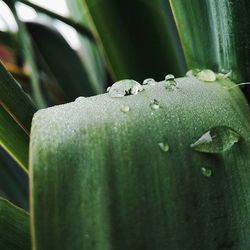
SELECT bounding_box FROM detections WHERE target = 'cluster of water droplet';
[186,68,231,82]
[104,76,240,178]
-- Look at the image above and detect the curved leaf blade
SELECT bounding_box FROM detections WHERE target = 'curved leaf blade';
[0,60,37,133]
[0,197,30,250]
[26,22,97,101]
[30,77,250,249]
[83,0,185,81]
[0,106,29,172]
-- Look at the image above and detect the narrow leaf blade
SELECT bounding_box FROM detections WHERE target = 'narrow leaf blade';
[0,197,30,250]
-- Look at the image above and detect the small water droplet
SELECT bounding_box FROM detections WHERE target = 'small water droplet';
[158,142,169,152]
[165,74,175,81]
[106,86,111,92]
[201,167,212,177]
[150,99,160,110]
[190,126,241,153]
[165,79,177,91]
[75,96,85,102]
[120,106,130,113]
[217,70,232,80]
[186,68,201,77]
[142,78,156,85]
[107,79,143,97]
[196,69,216,82]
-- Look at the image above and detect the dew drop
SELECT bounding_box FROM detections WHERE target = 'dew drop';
[201,167,212,177]
[190,126,241,153]
[217,70,232,80]
[165,74,175,81]
[186,68,201,77]
[150,99,160,110]
[164,74,177,91]
[106,86,111,92]
[196,69,216,82]
[158,142,169,152]
[142,78,156,85]
[120,106,130,113]
[107,79,143,97]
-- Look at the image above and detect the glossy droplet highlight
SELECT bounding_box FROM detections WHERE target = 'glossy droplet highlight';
[158,142,169,152]
[142,78,155,85]
[75,96,85,102]
[196,69,216,82]
[107,79,143,97]
[165,74,175,81]
[120,106,130,113]
[150,99,160,110]
[186,68,201,77]
[190,126,241,153]
[165,74,177,91]
[201,167,212,177]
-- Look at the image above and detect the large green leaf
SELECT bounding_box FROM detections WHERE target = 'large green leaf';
[169,0,250,98]
[0,147,28,210]
[30,76,250,249]
[26,22,97,102]
[83,0,185,81]
[0,106,29,171]
[0,197,30,250]
[0,60,37,133]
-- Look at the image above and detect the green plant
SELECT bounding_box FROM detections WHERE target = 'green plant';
[0,0,250,249]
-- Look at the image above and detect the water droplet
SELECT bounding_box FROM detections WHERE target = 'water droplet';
[106,86,111,92]
[165,74,175,81]
[150,99,160,110]
[196,69,216,82]
[107,79,143,97]
[158,142,169,152]
[120,106,130,113]
[186,68,201,77]
[201,167,212,177]
[190,126,241,153]
[217,70,232,80]
[165,79,177,91]
[142,78,156,85]
[75,96,85,102]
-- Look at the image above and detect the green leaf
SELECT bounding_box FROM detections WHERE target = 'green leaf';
[16,0,95,41]
[30,77,250,249]
[83,0,185,81]
[0,147,28,210]
[66,0,106,94]
[0,197,30,250]
[5,0,47,108]
[0,106,29,172]
[169,0,250,97]
[0,60,37,133]
[26,22,97,101]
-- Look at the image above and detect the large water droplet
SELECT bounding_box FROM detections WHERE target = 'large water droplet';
[158,142,169,152]
[107,79,143,97]
[142,78,156,85]
[190,126,241,153]
[196,69,216,82]
[120,106,130,113]
[165,74,177,91]
[150,99,160,110]
[186,68,201,77]
[201,167,212,177]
